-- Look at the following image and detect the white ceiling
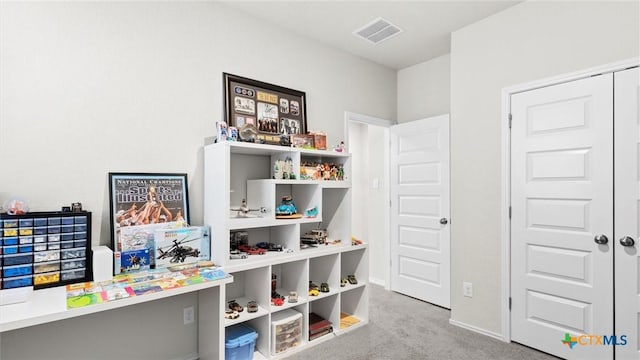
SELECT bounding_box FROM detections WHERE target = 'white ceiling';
[223,1,522,70]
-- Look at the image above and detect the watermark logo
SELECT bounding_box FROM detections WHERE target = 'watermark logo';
[561,333,627,349]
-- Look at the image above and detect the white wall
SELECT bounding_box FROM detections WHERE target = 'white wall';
[397,54,450,123]
[0,2,396,359]
[350,121,388,285]
[449,1,639,335]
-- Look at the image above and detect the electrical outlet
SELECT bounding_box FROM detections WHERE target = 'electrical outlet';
[183,306,195,324]
[463,282,473,298]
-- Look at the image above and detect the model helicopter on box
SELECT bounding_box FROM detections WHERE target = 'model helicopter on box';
[157,237,201,263]
[230,198,268,218]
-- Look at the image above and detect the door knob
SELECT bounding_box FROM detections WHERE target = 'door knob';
[594,234,608,245]
[620,236,635,247]
[440,218,448,225]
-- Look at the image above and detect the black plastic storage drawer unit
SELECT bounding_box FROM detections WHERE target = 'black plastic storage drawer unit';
[0,211,92,289]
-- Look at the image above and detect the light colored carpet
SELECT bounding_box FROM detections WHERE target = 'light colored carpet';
[285,285,559,360]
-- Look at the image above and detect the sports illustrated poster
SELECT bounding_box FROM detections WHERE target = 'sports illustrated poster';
[108,173,189,255]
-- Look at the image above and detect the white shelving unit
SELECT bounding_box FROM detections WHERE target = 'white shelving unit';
[204,141,368,359]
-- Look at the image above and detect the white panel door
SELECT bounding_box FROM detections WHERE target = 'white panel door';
[390,115,450,308]
[615,67,640,359]
[511,74,614,359]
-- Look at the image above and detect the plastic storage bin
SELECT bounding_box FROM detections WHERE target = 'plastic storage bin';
[225,323,258,360]
[271,309,303,355]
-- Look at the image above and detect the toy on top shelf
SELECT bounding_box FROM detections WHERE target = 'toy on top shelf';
[333,141,346,152]
[275,195,302,219]
[299,161,345,181]
[3,197,29,215]
[230,198,267,218]
[273,157,295,180]
[304,206,318,218]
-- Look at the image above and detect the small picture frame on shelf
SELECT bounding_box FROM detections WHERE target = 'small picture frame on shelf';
[291,134,314,149]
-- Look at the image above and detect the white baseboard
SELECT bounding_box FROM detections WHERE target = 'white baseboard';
[368,277,386,287]
[449,319,506,342]
[171,353,199,360]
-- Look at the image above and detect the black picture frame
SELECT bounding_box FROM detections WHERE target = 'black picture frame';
[223,73,307,145]
[108,172,190,255]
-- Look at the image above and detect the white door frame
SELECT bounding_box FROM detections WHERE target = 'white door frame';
[500,58,639,342]
[344,111,395,290]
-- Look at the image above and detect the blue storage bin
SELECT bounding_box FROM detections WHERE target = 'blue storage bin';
[225,324,258,360]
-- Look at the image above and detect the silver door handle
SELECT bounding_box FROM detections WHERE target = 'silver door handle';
[620,236,635,247]
[594,234,608,245]
[440,218,448,225]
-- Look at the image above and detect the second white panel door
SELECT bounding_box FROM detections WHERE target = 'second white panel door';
[510,74,614,360]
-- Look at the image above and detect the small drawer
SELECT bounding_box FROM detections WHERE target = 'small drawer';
[74,232,86,240]
[19,244,33,253]
[61,269,85,281]
[3,245,18,255]
[48,217,61,225]
[19,236,33,244]
[33,235,47,243]
[3,220,18,228]
[34,261,61,273]
[33,227,47,236]
[34,218,48,227]
[61,248,85,260]
[34,243,48,252]
[2,275,32,289]
[74,224,87,232]
[74,216,88,224]
[34,271,60,285]
[60,233,74,241]
[47,226,61,234]
[61,259,85,270]
[48,242,61,250]
[18,219,34,227]
[61,217,74,225]
[0,238,3,246]
[60,241,74,249]
[3,229,17,237]
[3,237,17,246]
[3,264,32,278]
[3,253,33,266]
[19,227,33,236]
[34,250,60,263]
[73,239,87,248]
[60,225,74,233]
[48,234,61,242]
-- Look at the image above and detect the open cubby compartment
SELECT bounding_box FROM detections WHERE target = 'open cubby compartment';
[231,225,299,253]
[339,285,368,333]
[277,183,321,220]
[309,293,339,342]
[269,224,300,252]
[229,152,272,218]
[299,150,351,182]
[340,247,368,290]
[270,260,308,313]
[244,315,270,359]
[309,254,340,299]
[225,266,270,327]
[270,304,308,356]
[321,188,351,244]
[269,151,301,180]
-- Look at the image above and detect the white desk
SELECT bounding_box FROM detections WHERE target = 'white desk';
[0,276,232,359]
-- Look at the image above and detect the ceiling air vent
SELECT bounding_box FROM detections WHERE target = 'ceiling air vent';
[353,17,402,44]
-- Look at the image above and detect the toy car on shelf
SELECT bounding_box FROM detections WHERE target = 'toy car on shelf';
[238,244,266,255]
[301,229,328,245]
[230,250,248,259]
[275,195,301,218]
[256,242,283,252]
[225,309,240,319]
